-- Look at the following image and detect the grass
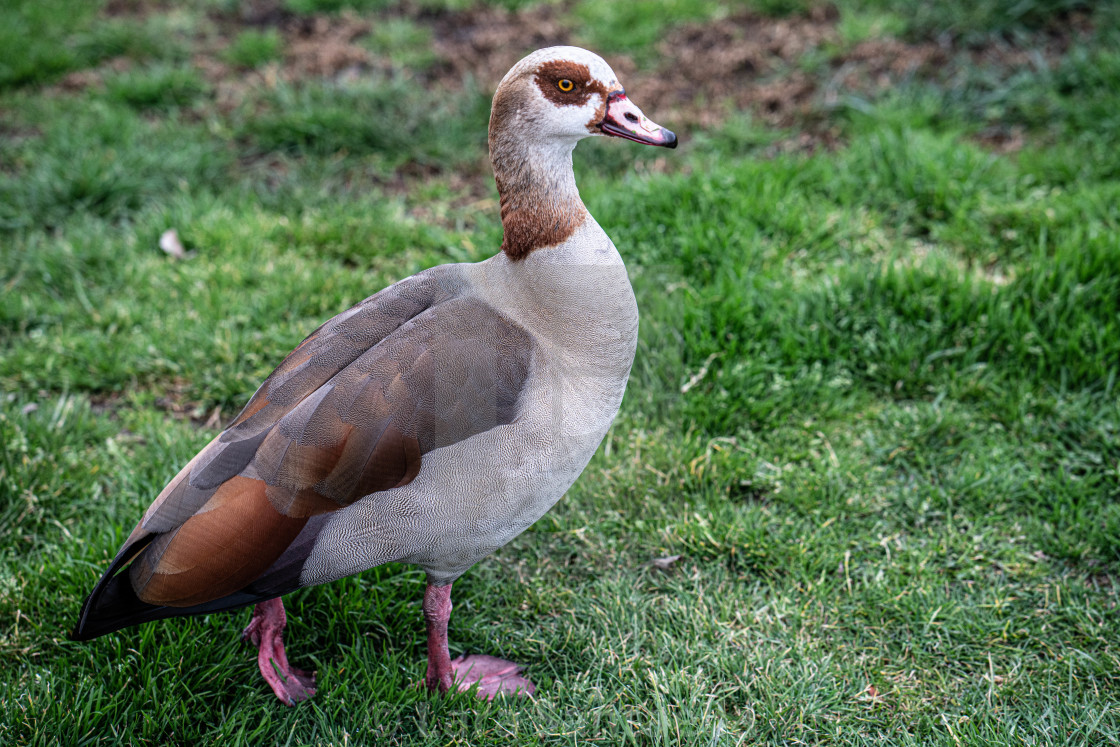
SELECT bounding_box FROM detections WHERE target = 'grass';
[2,0,1119,744]
[0,0,102,90]
[570,0,733,64]
[223,29,285,70]
[362,18,439,71]
[234,77,491,168]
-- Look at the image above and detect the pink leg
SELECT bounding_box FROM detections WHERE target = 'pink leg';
[242,597,316,705]
[422,582,535,700]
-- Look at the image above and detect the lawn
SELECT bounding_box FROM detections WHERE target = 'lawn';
[1,0,1119,744]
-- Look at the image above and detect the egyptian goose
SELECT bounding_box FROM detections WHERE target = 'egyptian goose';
[72,46,677,704]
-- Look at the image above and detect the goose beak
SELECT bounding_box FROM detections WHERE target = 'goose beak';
[599,90,678,149]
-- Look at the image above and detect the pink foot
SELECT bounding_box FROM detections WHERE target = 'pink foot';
[422,583,535,700]
[451,653,536,699]
[242,598,316,705]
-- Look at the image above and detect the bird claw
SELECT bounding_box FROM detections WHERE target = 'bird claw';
[244,599,316,705]
[264,657,317,705]
[241,618,262,647]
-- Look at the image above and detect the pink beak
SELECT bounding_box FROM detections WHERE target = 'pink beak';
[599,90,678,148]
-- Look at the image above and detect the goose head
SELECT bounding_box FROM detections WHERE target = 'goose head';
[490,46,677,151]
[489,47,676,261]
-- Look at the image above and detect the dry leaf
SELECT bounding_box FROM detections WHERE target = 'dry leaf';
[159,229,186,259]
[650,554,682,570]
[681,353,718,393]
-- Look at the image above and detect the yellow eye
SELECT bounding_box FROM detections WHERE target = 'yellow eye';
[557,79,574,92]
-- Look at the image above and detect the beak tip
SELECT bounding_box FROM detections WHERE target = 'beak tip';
[600,92,678,150]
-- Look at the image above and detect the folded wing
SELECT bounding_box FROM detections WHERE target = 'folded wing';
[73,268,534,639]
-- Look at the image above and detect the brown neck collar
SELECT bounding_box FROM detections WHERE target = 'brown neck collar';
[489,101,588,261]
[495,171,588,261]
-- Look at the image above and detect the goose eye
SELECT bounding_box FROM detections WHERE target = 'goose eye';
[557,79,574,92]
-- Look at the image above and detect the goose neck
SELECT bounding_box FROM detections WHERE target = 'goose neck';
[490,136,589,261]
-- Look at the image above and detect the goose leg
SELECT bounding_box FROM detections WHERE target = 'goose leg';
[422,582,535,699]
[242,597,316,705]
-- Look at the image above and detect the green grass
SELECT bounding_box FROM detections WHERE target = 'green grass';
[0,0,103,90]
[363,18,439,71]
[104,64,212,110]
[883,0,1093,40]
[223,29,285,70]
[283,0,393,15]
[2,0,1120,745]
[571,0,734,65]
[233,77,491,170]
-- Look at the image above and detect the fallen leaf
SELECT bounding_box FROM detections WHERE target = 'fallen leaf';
[159,229,186,259]
[680,353,718,394]
[866,684,880,698]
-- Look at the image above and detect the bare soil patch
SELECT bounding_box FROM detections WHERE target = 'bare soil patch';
[51,0,1099,153]
[56,56,134,94]
[226,2,381,82]
[283,14,373,79]
[410,3,1085,150]
[646,7,840,127]
[425,3,574,87]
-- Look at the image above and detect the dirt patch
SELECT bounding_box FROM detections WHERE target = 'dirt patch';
[233,2,1094,159]
[425,3,574,87]
[102,0,169,19]
[973,125,1027,154]
[283,13,373,79]
[48,0,1102,152]
[828,38,948,94]
[644,7,840,127]
[55,56,134,93]
[224,0,376,77]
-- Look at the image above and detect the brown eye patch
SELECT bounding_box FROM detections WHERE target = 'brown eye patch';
[535,60,607,107]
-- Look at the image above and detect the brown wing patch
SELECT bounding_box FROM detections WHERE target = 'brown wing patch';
[136,272,455,538]
[131,476,308,607]
[105,281,531,618]
[253,420,421,516]
[246,296,530,506]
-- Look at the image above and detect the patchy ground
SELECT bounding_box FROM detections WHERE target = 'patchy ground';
[53,0,1096,150]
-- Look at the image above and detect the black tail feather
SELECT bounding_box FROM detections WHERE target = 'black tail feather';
[70,533,280,641]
